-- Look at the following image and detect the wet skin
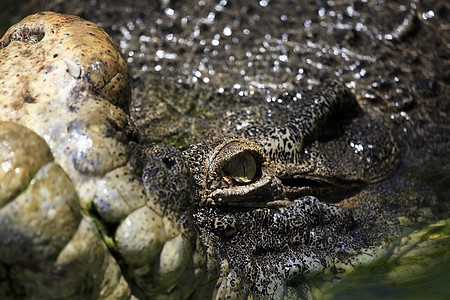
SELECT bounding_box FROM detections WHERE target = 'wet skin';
[180,79,400,298]
[0,9,447,300]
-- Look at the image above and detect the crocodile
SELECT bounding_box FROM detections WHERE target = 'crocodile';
[1,1,450,299]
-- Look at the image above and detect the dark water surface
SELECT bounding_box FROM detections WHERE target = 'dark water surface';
[2,0,450,298]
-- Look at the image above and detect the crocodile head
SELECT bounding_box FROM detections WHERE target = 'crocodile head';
[179,80,400,298]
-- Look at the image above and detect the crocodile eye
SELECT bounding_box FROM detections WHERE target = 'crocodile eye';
[222,151,257,184]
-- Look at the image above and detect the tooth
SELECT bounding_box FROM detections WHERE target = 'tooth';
[63,57,81,78]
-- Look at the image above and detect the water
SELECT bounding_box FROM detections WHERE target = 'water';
[320,218,450,299]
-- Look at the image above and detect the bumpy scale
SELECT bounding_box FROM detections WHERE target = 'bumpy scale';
[0,12,211,299]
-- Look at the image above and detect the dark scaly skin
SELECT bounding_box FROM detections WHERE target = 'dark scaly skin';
[181,80,401,298]
[192,196,357,298]
[237,81,356,164]
[208,80,399,203]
